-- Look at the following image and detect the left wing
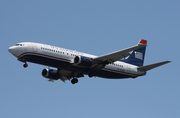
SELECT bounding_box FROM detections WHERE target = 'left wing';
[93,39,147,64]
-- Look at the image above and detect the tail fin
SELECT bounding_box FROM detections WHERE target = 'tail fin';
[121,39,147,66]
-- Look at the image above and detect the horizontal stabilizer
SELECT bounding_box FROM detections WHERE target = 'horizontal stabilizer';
[138,60,171,71]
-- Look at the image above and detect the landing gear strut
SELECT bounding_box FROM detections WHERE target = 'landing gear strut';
[71,78,78,84]
[23,62,28,68]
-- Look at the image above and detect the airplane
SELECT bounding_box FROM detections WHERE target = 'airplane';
[8,39,171,84]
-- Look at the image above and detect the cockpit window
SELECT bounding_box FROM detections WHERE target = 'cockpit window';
[15,44,24,46]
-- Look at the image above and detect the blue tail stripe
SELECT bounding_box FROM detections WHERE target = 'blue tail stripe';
[120,46,146,66]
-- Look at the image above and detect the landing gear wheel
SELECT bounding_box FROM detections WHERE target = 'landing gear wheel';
[23,63,28,68]
[88,74,93,78]
[71,78,78,84]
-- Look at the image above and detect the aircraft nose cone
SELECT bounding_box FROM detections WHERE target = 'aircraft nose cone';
[8,46,17,56]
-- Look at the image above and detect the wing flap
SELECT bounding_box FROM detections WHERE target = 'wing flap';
[137,60,171,71]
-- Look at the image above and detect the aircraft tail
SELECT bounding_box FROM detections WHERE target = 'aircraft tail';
[121,39,147,66]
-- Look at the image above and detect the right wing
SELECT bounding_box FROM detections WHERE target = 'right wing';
[88,39,147,72]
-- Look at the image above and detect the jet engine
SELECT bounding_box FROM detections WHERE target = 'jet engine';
[42,68,59,80]
[74,56,92,67]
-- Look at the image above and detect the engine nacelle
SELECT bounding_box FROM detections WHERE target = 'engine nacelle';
[74,56,92,67]
[42,68,59,80]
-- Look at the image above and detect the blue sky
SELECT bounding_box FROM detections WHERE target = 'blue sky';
[1,0,179,118]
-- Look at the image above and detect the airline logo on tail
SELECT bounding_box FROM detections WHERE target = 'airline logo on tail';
[135,51,143,60]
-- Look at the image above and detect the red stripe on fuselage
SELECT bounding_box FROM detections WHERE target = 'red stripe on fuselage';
[17,52,70,62]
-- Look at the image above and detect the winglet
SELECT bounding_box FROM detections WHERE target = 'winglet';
[138,39,147,46]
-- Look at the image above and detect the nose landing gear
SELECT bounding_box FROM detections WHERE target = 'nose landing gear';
[18,58,28,68]
[23,62,28,68]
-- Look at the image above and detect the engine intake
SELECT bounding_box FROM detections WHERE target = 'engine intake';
[42,68,59,80]
[74,56,92,67]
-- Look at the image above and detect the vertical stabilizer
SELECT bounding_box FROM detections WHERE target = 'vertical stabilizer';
[121,39,147,66]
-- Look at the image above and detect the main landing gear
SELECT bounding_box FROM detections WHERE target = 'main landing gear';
[23,62,28,68]
[71,78,78,84]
